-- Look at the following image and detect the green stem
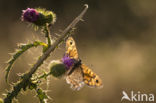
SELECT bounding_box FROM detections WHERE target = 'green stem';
[38,72,51,80]
[44,24,51,47]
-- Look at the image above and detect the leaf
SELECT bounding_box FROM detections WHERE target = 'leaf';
[5,41,48,82]
[36,88,48,103]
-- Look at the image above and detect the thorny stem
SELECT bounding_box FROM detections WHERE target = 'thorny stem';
[38,72,51,80]
[3,4,88,103]
[44,24,52,47]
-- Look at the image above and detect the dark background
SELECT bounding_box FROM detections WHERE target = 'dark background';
[0,0,156,103]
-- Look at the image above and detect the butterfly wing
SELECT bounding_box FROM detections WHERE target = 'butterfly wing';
[66,37,78,59]
[81,64,103,88]
[66,66,84,90]
[65,37,103,90]
[65,37,83,90]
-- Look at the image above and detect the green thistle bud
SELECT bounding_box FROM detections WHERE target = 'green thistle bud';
[0,98,3,103]
[49,60,66,77]
[35,8,56,26]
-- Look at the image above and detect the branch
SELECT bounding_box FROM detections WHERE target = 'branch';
[3,4,88,103]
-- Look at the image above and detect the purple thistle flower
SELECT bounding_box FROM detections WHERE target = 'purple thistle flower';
[62,55,75,70]
[22,8,39,22]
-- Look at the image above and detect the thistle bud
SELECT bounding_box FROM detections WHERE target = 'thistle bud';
[22,8,56,26]
[49,60,66,77]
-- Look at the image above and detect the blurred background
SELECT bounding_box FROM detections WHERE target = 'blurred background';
[0,0,156,103]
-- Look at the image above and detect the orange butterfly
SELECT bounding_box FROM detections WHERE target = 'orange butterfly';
[63,37,103,90]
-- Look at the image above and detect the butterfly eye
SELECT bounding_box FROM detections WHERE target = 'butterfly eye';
[70,41,73,45]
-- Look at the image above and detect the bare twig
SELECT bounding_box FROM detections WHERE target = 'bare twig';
[3,4,88,103]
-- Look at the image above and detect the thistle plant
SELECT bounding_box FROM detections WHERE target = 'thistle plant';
[2,4,88,103]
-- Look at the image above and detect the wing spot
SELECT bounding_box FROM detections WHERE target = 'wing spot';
[96,79,99,83]
[70,41,73,45]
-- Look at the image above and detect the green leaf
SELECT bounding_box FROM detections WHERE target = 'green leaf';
[5,41,48,82]
[0,98,4,103]
[36,88,48,103]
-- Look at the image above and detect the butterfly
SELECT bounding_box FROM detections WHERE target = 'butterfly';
[64,37,103,90]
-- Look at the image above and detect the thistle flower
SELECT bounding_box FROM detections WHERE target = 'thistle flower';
[22,8,56,26]
[22,8,39,22]
[49,60,66,77]
[62,55,75,69]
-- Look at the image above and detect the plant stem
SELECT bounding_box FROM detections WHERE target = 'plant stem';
[44,24,51,47]
[3,4,88,103]
[38,72,51,79]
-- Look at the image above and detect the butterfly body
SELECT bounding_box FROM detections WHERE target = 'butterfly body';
[64,37,103,90]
